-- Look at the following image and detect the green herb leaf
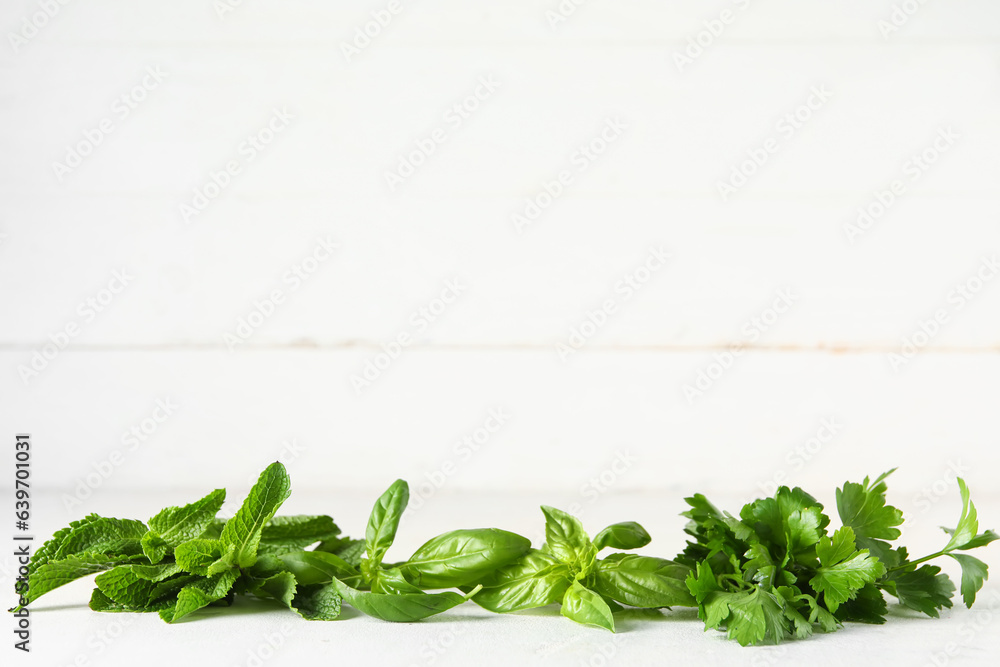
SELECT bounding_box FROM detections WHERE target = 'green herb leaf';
[364,479,409,568]
[219,462,291,568]
[159,570,240,623]
[401,528,531,589]
[809,527,885,612]
[948,553,988,608]
[330,577,475,622]
[593,522,651,552]
[146,488,227,558]
[471,549,571,613]
[593,554,695,608]
[540,506,595,569]
[560,580,615,632]
[174,539,235,576]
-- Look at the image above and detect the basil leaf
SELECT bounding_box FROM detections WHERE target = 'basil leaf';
[540,506,595,568]
[470,549,572,613]
[560,580,615,632]
[593,554,695,608]
[401,528,531,588]
[593,522,651,551]
[365,479,409,567]
[330,577,476,622]
[275,550,360,586]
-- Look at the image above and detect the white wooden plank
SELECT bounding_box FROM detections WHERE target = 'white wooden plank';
[2,350,997,498]
[2,197,999,347]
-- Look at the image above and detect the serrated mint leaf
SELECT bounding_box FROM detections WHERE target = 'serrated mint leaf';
[95,563,184,608]
[174,539,234,576]
[219,462,291,568]
[53,517,148,560]
[291,583,342,621]
[251,571,297,607]
[140,533,170,564]
[258,515,341,554]
[146,488,226,553]
[29,514,101,572]
[948,553,988,608]
[160,570,239,623]
[25,552,146,603]
[809,527,885,612]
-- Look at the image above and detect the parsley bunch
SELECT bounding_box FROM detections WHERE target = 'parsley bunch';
[677,470,996,645]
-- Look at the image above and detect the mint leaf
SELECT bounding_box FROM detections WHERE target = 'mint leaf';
[291,584,342,621]
[160,570,239,623]
[94,563,184,608]
[258,515,340,553]
[53,517,148,560]
[29,514,101,572]
[174,539,235,576]
[25,552,145,603]
[145,488,226,561]
[948,553,988,608]
[219,462,291,568]
[250,571,297,607]
[809,527,885,612]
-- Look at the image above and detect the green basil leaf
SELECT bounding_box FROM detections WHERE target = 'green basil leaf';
[593,522,652,552]
[401,528,531,589]
[365,479,409,567]
[330,577,475,622]
[275,550,360,586]
[470,549,572,613]
[540,506,595,568]
[560,580,615,632]
[593,554,696,608]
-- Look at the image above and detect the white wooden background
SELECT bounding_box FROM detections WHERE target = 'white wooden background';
[1,0,998,509]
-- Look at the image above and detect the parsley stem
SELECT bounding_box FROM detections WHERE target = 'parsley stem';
[886,549,949,573]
